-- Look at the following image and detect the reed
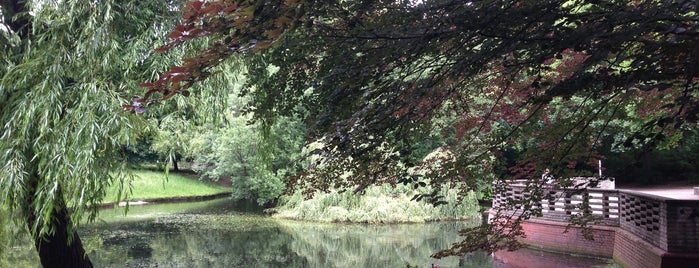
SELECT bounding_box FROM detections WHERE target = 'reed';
[273,183,480,223]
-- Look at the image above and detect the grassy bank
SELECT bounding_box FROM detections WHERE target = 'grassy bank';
[103,170,231,203]
[272,184,480,223]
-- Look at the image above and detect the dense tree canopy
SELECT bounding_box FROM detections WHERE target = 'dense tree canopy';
[191,112,306,205]
[0,0,211,266]
[138,0,699,255]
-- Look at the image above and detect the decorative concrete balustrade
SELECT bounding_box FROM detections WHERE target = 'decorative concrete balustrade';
[492,181,620,226]
[491,181,699,268]
[618,191,699,254]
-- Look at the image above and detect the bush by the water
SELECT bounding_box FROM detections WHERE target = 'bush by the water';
[272,184,480,223]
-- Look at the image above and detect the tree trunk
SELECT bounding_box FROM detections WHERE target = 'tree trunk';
[25,186,93,267]
[31,208,93,268]
[172,156,180,172]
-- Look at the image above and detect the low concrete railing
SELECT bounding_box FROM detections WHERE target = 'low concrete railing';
[493,183,699,254]
[618,190,699,253]
[492,182,620,226]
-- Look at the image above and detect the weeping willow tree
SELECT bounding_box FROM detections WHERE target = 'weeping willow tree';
[0,1,205,266]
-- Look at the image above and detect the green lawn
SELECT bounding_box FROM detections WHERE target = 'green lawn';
[103,170,231,203]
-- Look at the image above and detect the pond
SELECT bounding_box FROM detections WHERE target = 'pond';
[4,198,619,267]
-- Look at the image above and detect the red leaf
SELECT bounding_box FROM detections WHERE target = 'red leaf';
[223,3,238,14]
[202,3,223,17]
[182,1,202,16]
[138,82,154,88]
[168,30,182,39]
[170,66,187,73]
[191,1,203,11]
[187,28,203,37]
[171,74,187,83]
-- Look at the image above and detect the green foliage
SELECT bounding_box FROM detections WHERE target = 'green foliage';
[150,111,197,170]
[273,183,480,223]
[147,0,699,186]
[123,133,161,164]
[603,128,699,184]
[136,0,698,256]
[193,117,257,180]
[2,0,131,239]
[144,80,233,169]
[0,206,7,256]
[0,1,217,263]
[191,114,306,205]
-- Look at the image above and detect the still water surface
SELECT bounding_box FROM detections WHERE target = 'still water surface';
[5,198,618,267]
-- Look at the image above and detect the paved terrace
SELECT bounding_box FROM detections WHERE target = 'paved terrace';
[621,185,699,200]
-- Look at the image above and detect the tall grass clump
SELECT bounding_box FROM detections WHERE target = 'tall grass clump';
[272,183,480,223]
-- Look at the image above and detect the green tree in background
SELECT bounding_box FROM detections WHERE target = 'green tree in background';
[150,105,197,172]
[0,1,195,266]
[192,111,306,205]
[146,85,223,171]
[139,0,699,255]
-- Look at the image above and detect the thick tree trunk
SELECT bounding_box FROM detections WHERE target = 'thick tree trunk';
[28,206,94,268]
[24,186,93,268]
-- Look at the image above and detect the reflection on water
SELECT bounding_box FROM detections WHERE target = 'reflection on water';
[84,199,478,267]
[493,247,619,268]
[274,220,476,267]
[2,198,618,267]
